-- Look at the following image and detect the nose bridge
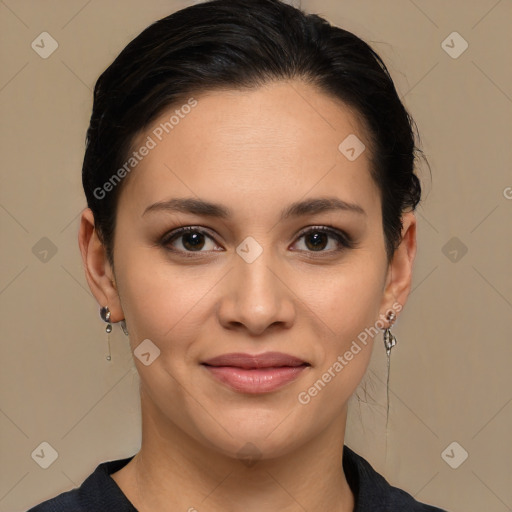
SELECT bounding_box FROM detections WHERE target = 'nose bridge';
[237,244,279,299]
[219,238,294,333]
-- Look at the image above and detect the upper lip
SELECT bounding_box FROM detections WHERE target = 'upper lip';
[202,352,309,369]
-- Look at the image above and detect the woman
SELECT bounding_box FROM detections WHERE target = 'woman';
[28,0,448,510]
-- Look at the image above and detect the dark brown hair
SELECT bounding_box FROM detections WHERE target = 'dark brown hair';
[82,0,426,267]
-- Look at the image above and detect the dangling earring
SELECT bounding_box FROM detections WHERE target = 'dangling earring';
[99,307,130,362]
[383,310,397,357]
[100,306,113,361]
[382,309,397,457]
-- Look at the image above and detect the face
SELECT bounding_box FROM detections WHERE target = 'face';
[82,80,415,462]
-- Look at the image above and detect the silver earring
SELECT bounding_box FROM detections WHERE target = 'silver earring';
[382,309,398,452]
[383,310,397,357]
[100,306,113,361]
[120,319,129,336]
[100,307,130,362]
[100,306,112,333]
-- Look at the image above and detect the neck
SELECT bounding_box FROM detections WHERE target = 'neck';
[111,393,355,512]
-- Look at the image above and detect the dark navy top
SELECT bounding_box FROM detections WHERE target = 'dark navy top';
[27,446,448,511]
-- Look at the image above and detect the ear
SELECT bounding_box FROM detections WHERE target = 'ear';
[379,211,417,320]
[78,208,124,323]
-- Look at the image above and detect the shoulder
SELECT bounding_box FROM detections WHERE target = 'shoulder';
[343,446,449,512]
[26,488,81,512]
[26,456,136,512]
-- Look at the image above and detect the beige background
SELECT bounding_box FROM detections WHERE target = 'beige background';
[1,0,511,510]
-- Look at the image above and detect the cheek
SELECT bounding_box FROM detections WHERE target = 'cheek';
[305,261,385,342]
[294,268,384,417]
[297,257,386,396]
[115,244,225,352]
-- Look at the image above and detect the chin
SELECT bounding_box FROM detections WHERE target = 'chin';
[191,415,304,463]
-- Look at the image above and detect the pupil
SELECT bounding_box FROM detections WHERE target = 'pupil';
[306,232,327,251]
[183,232,204,250]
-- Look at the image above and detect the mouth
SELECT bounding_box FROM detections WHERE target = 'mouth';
[201,352,311,394]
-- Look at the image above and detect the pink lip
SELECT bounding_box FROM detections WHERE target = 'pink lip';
[201,352,310,394]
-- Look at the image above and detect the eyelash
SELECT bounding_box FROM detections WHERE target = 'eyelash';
[160,225,356,258]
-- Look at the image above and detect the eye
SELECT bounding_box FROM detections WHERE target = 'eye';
[161,225,354,257]
[161,227,222,255]
[291,226,354,253]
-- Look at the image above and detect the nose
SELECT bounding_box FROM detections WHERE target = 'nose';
[217,248,296,336]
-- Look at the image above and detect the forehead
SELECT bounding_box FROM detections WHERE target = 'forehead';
[117,80,379,218]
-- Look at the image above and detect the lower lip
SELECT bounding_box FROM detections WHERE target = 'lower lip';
[202,365,309,393]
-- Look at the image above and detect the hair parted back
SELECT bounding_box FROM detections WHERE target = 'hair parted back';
[82,0,426,268]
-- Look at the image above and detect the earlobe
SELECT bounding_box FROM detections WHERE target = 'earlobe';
[380,211,417,317]
[78,208,123,322]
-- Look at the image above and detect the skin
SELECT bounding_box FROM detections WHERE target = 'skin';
[79,80,416,511]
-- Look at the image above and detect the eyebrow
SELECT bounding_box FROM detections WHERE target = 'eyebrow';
[142,196,366,220]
